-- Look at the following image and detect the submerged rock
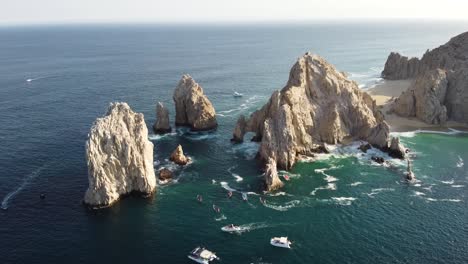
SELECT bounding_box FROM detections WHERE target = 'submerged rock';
[406,159,416,181]
[158,168,173,181]
[358,143,372,153]
[153,102,172,134]
[170,144,190,165]
[371,156,385,164]
[84,102,156,208]
[173,75,217,131]
[232,53,398,190]
[383,31,468,124]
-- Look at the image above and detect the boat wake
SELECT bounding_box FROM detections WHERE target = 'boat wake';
[220,181,237,192]
[148,132,177,141]
[349,181,364,186]
[217,95,265,117]
[1,164,48,210]
[263,200,300,211]
[331,197,357,206]
[311,183,336,195]
[456,156,464,168]
[25,75,53,83]
[214,214,227,221]
[364,188,395,198]
[227,166,243,182]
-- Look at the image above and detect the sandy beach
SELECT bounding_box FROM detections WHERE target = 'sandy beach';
[368,80,468,132]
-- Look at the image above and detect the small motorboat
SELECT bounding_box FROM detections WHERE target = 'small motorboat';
[233,91,243,98]
[188,246,219,264]
[242,192,248,201]
[270,237,292,249]
[283,174,290,181]
[221,224,242,233]
[197,195,203,203]
[213,204,221,213]
[227,191,233,198]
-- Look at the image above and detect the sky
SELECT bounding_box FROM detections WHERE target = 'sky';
[1,0,468,25]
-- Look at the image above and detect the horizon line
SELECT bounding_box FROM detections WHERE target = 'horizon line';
[2,17,468,28]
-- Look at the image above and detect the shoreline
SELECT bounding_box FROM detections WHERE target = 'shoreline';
[367,80,468,133]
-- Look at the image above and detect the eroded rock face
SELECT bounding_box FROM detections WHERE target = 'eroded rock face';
[84,102,156,208]
[391,69,448,125]
[173,75,217,131]
[383,31,468,124]
[264,158,284,191]
[170,144,190,165]
[153,102,171,134]
[233,53,391,172]
[388,137,406,159]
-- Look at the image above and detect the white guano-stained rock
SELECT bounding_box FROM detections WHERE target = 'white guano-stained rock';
[84,102,156,208]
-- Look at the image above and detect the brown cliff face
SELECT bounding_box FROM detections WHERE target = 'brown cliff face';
[233,53,396,190]
[383,32,468,124]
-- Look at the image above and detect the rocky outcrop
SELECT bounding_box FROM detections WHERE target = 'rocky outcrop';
[383,31,468,124]
[388,137,406,159]
[391,69,448,125]
[406,159,415,181]
[153,102,171,134]
[84,102,156,208]
[264,158,284,191]
[173,75,217,131]
[170,144,190,165]
[232,53,402,190]
[158,168,173,181]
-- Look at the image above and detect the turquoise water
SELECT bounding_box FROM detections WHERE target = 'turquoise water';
[0,22,467,263]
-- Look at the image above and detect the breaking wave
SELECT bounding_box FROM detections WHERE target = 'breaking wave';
[392,128,467,138]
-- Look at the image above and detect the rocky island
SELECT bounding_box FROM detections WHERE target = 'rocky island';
[233,53,405,191]
[84,102,156,208]
[173,74,218,131]
[381,31,468,125]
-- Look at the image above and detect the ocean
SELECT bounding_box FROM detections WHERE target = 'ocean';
[0,21,467,264]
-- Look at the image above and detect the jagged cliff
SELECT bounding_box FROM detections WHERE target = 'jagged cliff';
[84,102,156,208]
[173,75,217,131]
[153,102,171,134]
[233,53,402,191]
[382,31,468,124]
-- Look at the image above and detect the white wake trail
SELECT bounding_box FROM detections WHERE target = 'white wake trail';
[1,164,48,210]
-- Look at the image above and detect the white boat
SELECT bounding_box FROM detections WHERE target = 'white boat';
[188,247,219,264]
[233,91,243,97]
[221,224,242,233]
[270,237,292,249]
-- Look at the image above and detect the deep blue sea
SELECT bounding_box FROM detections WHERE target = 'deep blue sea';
[1,22,468,264]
